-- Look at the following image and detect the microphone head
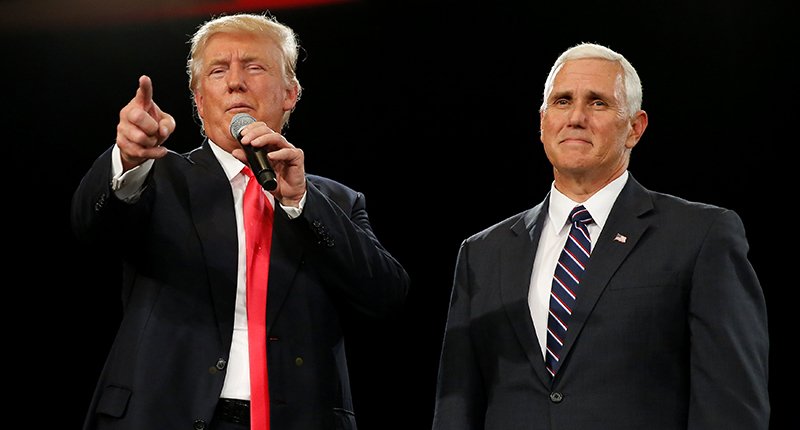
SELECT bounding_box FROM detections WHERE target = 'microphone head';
[229,113,256,141]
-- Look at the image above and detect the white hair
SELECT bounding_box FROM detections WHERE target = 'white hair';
[539,42,642,118]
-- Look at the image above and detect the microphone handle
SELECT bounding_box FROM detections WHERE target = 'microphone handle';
[244,146,278,191]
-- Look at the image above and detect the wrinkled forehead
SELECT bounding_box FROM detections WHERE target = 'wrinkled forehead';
[549,58,624,103]
[554,59,622,88]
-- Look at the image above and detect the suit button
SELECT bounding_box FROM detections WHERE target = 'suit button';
[193,419,207,429]
[208,358,227,374]
[94,194,106,212]
[215,358,227,370]
[295,356,304,367]
[549,392,563,403]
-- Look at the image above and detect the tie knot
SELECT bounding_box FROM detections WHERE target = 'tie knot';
[569,205,593,225]
[241,165,255,179]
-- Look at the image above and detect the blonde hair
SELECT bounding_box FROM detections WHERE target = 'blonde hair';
[187,13,303,129]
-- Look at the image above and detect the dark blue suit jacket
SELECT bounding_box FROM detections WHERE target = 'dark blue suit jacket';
[72,142,410,430]
[432,174,769,429]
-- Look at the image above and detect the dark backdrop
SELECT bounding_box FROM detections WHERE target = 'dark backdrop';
[3,0,792,428]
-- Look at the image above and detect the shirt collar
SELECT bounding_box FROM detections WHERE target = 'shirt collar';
[208,139,247,182]
[547,170,629,233]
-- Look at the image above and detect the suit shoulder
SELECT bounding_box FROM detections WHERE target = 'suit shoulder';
[306,174,359,196]
[628,174,735,219]
[644,188,745,233]
[149,147,199,168]
[465,208,531,243]
[648,189,732,216]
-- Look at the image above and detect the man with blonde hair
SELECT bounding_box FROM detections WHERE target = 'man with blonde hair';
[73,12,409,430]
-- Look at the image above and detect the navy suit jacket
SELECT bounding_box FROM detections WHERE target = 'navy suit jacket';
[72,142,410,430]
[432,174,769,430]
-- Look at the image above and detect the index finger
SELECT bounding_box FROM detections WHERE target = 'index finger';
[135,75,153,106]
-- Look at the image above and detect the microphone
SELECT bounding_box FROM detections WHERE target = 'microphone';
[229,113,277,191]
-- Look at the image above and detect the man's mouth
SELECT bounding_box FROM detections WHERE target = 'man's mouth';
[227,103,252,112]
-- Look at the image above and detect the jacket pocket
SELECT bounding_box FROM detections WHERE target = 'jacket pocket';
[96,385,132,418]
[333,407,356,430]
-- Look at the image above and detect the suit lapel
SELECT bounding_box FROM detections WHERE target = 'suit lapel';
[265,208,304,333]
[186,143,240,349]
[555,176,654,376]
[187,142,304,339]
[500,199,554,386]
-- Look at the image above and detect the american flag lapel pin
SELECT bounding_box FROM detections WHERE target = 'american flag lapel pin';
[613,233,627,243]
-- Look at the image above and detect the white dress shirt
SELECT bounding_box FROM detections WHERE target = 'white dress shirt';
[527,171,628,360]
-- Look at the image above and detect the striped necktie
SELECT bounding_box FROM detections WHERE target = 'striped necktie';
[545,205,593,377]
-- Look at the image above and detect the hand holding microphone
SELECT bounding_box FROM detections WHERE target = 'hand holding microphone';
[230,113,278,191]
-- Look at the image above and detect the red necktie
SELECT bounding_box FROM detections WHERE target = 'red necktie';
[242,166,274,429]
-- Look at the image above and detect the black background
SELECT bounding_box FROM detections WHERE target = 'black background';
[4,0,792,428]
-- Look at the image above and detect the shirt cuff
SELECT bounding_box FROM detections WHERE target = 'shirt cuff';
[111,145,153,202]
[280,191,306,219]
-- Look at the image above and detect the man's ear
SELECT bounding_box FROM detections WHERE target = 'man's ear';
[194,91,205,118]
[283,82,300,112]
[626,110,648,149]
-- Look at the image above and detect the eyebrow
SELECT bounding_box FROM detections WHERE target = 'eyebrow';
[585,90,611,101]
[549,90,572,101]
[206,53,267,67]
[550,89,611,101]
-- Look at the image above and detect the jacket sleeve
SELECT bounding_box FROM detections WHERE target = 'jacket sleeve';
[294,177,410,318]
[71,145,153,249]
[687,209,770,429]
[432,240,487,430]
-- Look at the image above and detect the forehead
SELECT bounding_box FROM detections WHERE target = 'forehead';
[203,31,278,61]
[553,58,622,92]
